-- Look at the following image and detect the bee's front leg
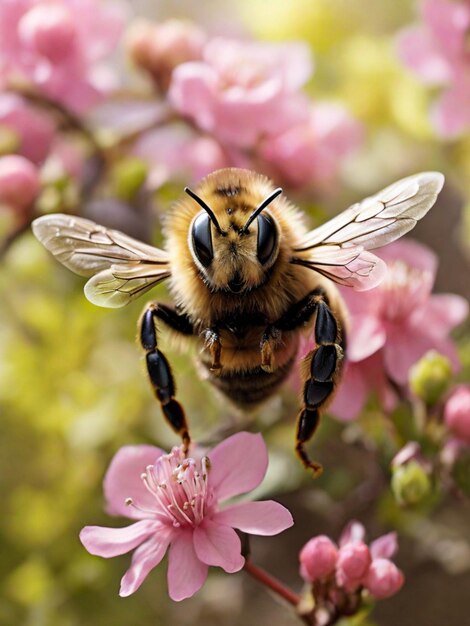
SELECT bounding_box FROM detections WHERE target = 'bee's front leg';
[296,297,345,477]
[139,303,194,453]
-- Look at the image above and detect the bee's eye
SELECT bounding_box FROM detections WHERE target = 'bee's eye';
[191,213,213,267]
[257,214,277,265]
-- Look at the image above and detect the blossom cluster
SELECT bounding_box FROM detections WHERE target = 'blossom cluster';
[397,0,470,137]
[128,19,362,191]
[0,0,126,218]
[331,239,468,422]
[299,521,403,622]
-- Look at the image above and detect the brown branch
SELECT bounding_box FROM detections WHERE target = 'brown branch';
[243,559,301,607]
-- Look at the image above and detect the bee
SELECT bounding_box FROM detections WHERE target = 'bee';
[32,168,444,475]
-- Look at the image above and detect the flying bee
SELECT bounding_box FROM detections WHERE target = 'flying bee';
[32,168,444,475]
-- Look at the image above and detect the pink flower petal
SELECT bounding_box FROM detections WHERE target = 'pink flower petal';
[347,315,386,362]
[423,294,469,336]
[79,519,160,558]
[193,520,245,573]
[212,500,293,536]
[119,529,173,597]
[167,529,208,601]
[329,361,369,421]
[370,532,398,560]
[104,445,165,519]
[169,62,217,131]
[339,520,366,547]
[208,432,268,501]
[397,27,452,84]
[384,323,436,384]
[378,238,438,279]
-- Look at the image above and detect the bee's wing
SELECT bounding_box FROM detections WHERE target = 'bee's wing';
[32,214,171,307]
[291,172,444,291]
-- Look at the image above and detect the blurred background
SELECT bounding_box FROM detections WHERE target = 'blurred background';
[0,1,469,625]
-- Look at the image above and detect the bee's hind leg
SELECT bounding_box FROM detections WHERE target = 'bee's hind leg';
[139,303,194,453]
[296,297,345,477]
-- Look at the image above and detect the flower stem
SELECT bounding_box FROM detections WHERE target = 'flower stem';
[243,559,301,607]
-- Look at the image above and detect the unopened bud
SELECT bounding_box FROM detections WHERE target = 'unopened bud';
[409,350,452,405]
[0,155,40,212]
[336,542,371,591]
[391,460,432,506]
[444,385,470,445]
[127,19,206,91]
[299,535,338,582]
[364,558,404,599]
[19,5,76,62]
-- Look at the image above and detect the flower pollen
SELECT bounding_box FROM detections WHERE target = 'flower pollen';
[129,447,214,529]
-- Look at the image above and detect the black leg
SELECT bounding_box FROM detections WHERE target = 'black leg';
[295,297,345,476]
[139,303,194,452]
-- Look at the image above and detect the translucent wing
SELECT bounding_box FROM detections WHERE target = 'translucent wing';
[32,214,171,307]
[291,172,444,291]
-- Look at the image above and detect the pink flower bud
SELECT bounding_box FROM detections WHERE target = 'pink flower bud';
[19,5,76,62]
[444,386,470,444]
[336,542,372,591]
[299,536,338,582]
[127,19,205,90]
[364,558,404,599]
[0,155,40,211]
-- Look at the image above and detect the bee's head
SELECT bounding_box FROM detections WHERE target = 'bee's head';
[186,185,282,294]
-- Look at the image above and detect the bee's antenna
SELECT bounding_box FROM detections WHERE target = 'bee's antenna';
[242,188,283,233]
[184,187,226,236]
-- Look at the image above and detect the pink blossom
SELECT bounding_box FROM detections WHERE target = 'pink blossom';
[169,37,312,148]
[444,385,470,444]
[397,0,470,136]
[364,558,404,599]
[260,103,363,190]
[331,239,468,419]
[299,536,339,582]
[301,521,403,601]
[132,124,228,188]
[0,154,40,211]
[127,19,206,91]
[0,0,126,113]
[0,93,55,164]
[80,432,293,601]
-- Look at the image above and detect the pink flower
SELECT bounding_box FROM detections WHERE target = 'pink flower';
[0,0,126,112]
[364,559,404,599]
[260,103,362,190]
[397,0,470,136]
[0,154,40,211]
[127,19,206,91]
[169,37,312,147]
[0,93,55,164]
[299,536,339,582]
[331,239,468,419]
[80,432,293,601]
[444,385,470,444]
[133,124,228,188]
